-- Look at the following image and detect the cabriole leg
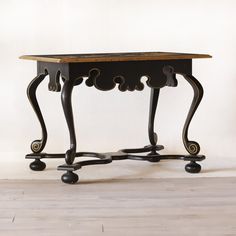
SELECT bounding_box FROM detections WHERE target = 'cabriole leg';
[180,73,204,173]
[61,78,78,183]
[27,72,48,171]
[147,88,163,162]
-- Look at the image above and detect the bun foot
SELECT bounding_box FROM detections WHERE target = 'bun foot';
[30,159,46,171]
[147,151,160,162]
[185,161,201,173]
[61,171,79,184]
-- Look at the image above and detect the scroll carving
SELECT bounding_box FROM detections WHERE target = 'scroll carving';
[85,68,145,91]
[37,61,188,92]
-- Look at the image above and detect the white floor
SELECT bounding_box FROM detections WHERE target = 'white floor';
[1,154,236,181]
[2,178,236,235]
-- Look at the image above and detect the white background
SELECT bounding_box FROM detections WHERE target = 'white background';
[0,0,235,177]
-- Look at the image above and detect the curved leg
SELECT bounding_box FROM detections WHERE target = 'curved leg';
[147,88,163,162]
[180,74,203,155]
[27,73,48,153]
[61,78,77,166]
[27,73,48,171]
[148,88,159,146]
[180,73,204,173]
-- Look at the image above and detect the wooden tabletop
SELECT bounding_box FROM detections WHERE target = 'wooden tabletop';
[20,52,212,63]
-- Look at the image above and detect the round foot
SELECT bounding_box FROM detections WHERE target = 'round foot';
[61,171,79,184]
[147,151,160,162]
[29,159,46,171]
[185,161,201,173]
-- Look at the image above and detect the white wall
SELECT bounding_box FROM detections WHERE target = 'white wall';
[0,0,235,168]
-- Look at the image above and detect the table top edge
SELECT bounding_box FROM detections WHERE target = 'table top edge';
[19,52,212,63]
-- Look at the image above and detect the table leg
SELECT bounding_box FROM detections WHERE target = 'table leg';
[148,88,159,147]
[27,73,48,171]
[180,73,204,173]
[147,88,164,161]
[61,78,79,184]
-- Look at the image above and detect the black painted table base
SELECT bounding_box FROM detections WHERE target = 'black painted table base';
[26,146,205,184]
[23,54,208,184]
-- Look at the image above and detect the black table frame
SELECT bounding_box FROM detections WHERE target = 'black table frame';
[26,59,205,184]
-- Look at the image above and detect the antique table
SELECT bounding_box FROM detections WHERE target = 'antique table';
[20,52,211,184]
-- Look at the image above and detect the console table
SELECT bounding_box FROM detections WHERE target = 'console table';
[20,52,211,184]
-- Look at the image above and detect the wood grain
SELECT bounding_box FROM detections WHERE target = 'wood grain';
[20,52,212,63]
[0,177,235,235]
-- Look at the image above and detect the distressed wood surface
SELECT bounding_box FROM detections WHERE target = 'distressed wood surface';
[0,177,235,236]
[20,52,212,63]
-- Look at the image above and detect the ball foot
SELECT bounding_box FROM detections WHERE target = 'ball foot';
[147,151,160,162]
[185,161,201,173]
[30,159,46,171]
[61,171,79,184]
